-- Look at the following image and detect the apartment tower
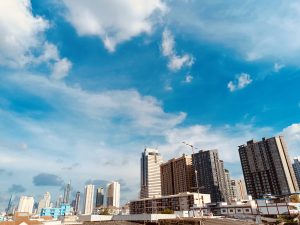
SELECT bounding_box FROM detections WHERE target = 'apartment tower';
[160,154,194,195]
[192,150,228,203]
[107,181,120,208]
[18,196,34,214]
[83,184,94,214]
[292,157,300,188]
[140,148,163,199]
[96,187,104,207]
[37,192,51,213]
[238,136,299,199]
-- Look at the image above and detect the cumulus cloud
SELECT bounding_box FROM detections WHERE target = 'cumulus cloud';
[33,173,64,186]
[63,0,167,52]
[161,29,194,71]
[0,1,71,79]
[280,123,300,157]
[183,74,193,83]
[8,184,26,193]
[228,73,252,92]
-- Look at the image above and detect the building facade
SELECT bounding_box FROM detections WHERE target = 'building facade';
[96,187,104,207]
[140,148,163,199]
[83,184,94,214]
[160,154,194,195]
[230,179,248,202]
[293,157,300,188]
[192,150,228,203]
[37,192,51,214]
[107,181,120,208]
[17,196,34,214]
[129,192,211,214]
[239,136,299,199]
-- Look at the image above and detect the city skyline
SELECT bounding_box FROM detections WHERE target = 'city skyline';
[2,0,300,212]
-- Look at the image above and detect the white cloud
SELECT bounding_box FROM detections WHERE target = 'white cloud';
[228,73,252,92]
[0,0,72,79]
[274,63,285,72]
[280,123,300,158]
[63,0,167,52]
[183,74,193,83]
[169,1,300,63]
[0,0,48,67]
[51,58,72,80]
[161,29,194,71]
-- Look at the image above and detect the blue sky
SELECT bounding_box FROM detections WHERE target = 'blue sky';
[1,0,300,210]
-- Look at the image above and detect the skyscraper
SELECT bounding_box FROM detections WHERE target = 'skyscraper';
[83,184,94,214]
[107,181,120,208]
[230,179,248,201]
[140,148,163,199]
[96,187,104,207]
[192,150,227,203]
[292,157,300,188]
[63,181,71,204]
[74,191,80,215]
[160,154,194,195]
[18,196,34,214]
[37,192,51,214]
[239,136,299,199]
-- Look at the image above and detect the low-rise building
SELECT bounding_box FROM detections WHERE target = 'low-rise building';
[129,192,211,214]
[40,204,71,219]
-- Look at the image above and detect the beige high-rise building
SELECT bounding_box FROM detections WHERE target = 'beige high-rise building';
[107,181,120,208]
[18,196,34,214]
[239,136,299,199]
[83,184,94,214]
[140,148,163,199]
[161,154,194,195]
[230,179,248,201]
[37,192,51,213]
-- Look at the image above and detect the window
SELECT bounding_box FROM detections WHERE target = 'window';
[229,209,234,213]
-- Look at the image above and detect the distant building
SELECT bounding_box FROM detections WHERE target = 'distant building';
[83,184,94,215]
[293,157,300,188]
[192,150,228,203]
[230,179,248,201]
[37,192,51,214]
[107,181,120,208]
[56,195,63,208]
[160,154,194,195]
[17,196,34,214]
[224,169,232,203]
[95,187,104,207]
[140,148,163,199]
[239,136,299,199]
[63,181,71,204]
[129,192,211,214]
[74,191,80,215]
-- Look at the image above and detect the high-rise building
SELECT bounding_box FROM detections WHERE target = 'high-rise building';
[239,136,299,199]
[74,191,80,215]
[140,148,163,199]
[95,187,104,207]
[37,192,51,213]
[56,195,63,208]
[63,181,71,204]
[292,157,300,188]
[160,154,194,195]
[224,169,232,203]
[83,184,94,214]
[107,181,120,208]
[230,179,248,201]
[18,196,34,214]
[192,150,227,203]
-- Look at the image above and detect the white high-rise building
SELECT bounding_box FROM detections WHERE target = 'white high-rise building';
[18,196,34,214]
[83,184,94,215]
[140,148,163,199]
[37,192,51,213]
[107,181,120,208]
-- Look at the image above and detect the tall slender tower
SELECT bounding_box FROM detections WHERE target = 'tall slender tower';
[63,181,71,204]
[74,191,80,215]
[83,184,94,214]
[192,150,227,203]
[140,148,163,199]
[107,181,120,208]
[293,157,300,188]
[95,187,104,207]
[239,136,299,199]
